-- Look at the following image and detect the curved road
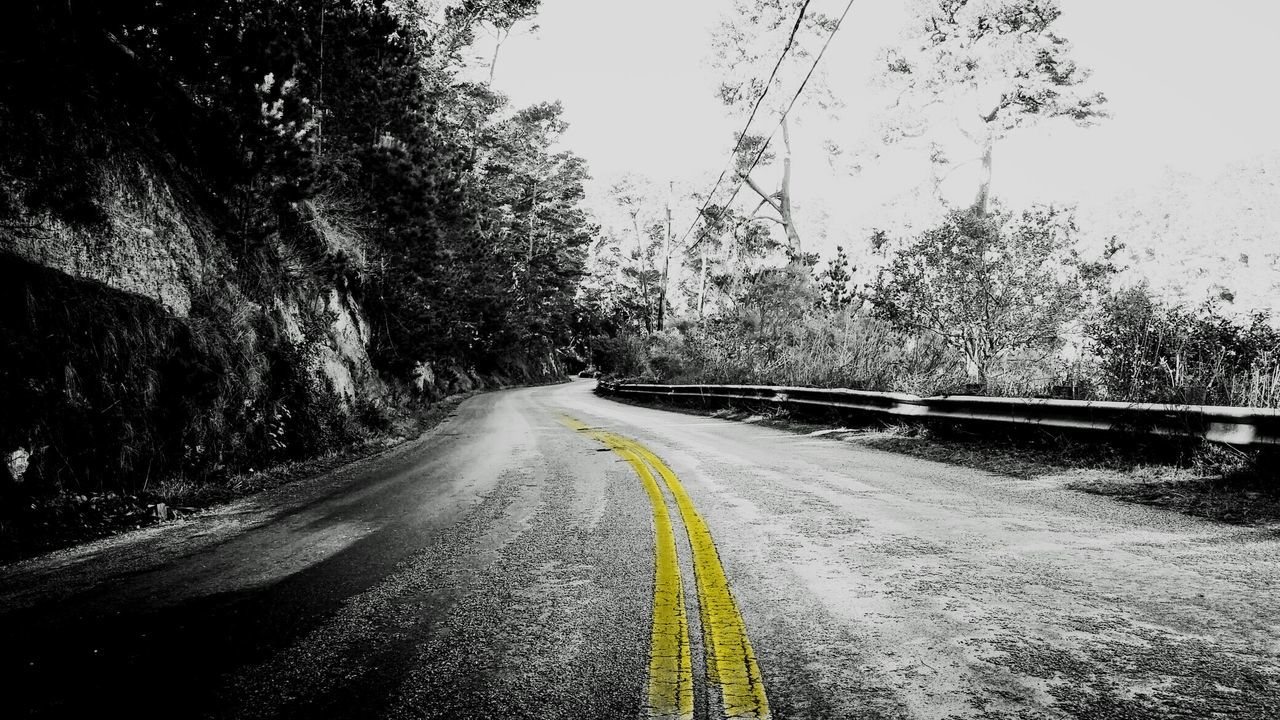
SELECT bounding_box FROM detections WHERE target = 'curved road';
[2,379,1278,719]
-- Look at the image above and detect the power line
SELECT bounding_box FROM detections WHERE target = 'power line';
[685,0,858,251]
[674,0,814,250]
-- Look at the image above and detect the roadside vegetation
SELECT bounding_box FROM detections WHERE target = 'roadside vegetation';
[579,0,1280,524]
[583,0,1280,409]
[2,0,1277,553]
[0,1,604,554]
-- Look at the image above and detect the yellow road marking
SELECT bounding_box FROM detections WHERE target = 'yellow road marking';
[560,417,693,720]
[623,440,771,720]
[561,415,770,720]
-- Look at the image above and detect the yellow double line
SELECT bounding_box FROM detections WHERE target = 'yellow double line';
[561,416,770,720]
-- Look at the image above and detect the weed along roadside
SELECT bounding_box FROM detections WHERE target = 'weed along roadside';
[595,380,1280,526]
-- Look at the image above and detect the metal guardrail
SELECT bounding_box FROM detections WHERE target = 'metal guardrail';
[595,382,1280,446]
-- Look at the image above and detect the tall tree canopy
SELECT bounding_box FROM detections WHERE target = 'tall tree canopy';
[877,0,1106,214]
[1,0,596,378]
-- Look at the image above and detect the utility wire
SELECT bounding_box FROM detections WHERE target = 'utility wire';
[685,0,858,251]
[674,0,813,250]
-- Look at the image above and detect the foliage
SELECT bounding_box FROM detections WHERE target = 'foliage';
[711,0,840,118]
[594,173,665,333]
[0,0,590,376]
[708,0,842,252]
[882,0,1107,133]
[869,205,1113,384]
[0,0,603,509]
[592,228,968,394]
[362,95,593,375]
[877,0,1106,210]
[1088,287,1280,407]
[589,334,650,379]
[816,245,857,310]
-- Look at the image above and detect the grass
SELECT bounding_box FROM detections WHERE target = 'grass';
[1069,444,1280,525]
[857,428,1280,524]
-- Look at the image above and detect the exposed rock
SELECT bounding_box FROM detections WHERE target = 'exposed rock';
[413,361,436,394]
[6,448,30,483]
[0,154,216,316]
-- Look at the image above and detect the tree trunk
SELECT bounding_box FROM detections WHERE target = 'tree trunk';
[779,116,802,254]
[963,338,989,387]
[527,179,537,281]
[657,182,672,332]
[697,246,707,319]
[632,213,652,333]
[631,214,644,258]
[972,133,993,217]
[489,26,509,85]
[316,5,325,159]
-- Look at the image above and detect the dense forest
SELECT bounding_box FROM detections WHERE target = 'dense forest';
[0,0,603,528]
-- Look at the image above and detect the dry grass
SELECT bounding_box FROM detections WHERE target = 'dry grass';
[1070,443,1280,524]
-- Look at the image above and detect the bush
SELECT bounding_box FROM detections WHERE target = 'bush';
[590,333,648,379]
[599,310,967,393]
[1088,286,1280,406]
[868,206,1111,384]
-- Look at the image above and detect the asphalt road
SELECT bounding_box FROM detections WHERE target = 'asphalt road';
[2,379,1278,719]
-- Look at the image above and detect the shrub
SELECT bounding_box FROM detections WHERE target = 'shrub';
[869,206,1113,385]
[603,310,968,393]
[1088,286,1280,406]
[590,333,648,379]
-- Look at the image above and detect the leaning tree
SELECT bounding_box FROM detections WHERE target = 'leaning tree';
[710,0,843,253]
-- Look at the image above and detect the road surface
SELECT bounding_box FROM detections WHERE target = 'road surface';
[2,379,1278,719]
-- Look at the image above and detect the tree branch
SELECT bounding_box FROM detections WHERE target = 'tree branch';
[739,173,783,215]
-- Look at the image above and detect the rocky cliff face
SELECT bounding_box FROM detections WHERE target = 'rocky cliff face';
[0,149,384,491]
[2,151,379,409]
[3,154,213,317]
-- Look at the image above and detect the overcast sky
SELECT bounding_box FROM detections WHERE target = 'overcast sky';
[476,0,1280,238]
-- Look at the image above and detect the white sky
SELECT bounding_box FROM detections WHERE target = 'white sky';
[477,0,1280,245]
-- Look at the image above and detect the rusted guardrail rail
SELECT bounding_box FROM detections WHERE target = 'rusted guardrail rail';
[595,382,1280,446]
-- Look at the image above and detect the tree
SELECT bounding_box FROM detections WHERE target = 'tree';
[1078,155,1280,316]
[710,0,841,252]
[478,15,538,84]
[606,173,663,332]
[869,206,1112,384]
[816,245,856,310]
[878,0,1106,215]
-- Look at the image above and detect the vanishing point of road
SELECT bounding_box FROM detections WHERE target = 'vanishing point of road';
[2,379,1277,719]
